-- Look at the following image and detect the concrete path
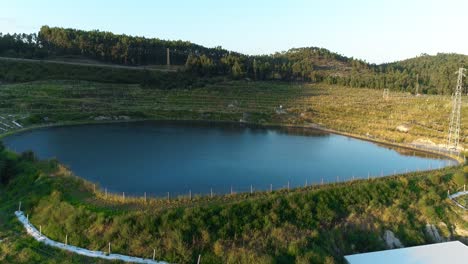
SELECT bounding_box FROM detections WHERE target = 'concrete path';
[15,211,168,264]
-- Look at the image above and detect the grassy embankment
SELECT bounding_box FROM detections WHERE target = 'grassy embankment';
[0,144,467,264]
[0,60,467,263]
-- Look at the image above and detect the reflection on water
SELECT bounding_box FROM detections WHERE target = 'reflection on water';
[375,143,445,160]
[3,121,451,196]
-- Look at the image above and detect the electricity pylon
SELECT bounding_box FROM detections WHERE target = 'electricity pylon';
[447,68,465,150]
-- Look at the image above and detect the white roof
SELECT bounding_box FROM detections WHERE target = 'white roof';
[345,241,468,264]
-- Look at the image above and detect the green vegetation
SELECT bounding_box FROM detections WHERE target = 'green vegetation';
[0,59,220,89]
[1,25,467,264]
[0,142,467,263]
[1,27,467,94]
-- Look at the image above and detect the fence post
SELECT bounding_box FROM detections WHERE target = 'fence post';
[197,254,201,264]
[65,234,68,245]
[18,201,21,212]
[39,225,42,236]
[153,248,156,260]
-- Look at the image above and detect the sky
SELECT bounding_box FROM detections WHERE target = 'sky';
[1,0,467,64]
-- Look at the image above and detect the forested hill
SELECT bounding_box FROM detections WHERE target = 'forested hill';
[0,26,467,94]
[382,53,468,94]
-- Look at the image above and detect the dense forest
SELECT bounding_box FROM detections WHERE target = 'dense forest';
[0,26,467,94]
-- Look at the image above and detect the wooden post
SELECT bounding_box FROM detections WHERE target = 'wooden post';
[108,242,111,255]
[197,254,201,264]
[93,184,96,193]
[39,225,42,236]
[18,201,21,212]
[65,234,68,245]
[153,248,156,260]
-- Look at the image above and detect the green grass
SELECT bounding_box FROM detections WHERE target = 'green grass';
[0,79,467,263]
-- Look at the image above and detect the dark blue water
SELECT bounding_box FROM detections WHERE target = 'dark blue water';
[2,121,452,196]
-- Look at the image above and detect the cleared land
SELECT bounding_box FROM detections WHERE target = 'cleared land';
[0,80,466,149]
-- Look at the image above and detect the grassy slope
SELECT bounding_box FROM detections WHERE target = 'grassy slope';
[1,80,467,147]
[0,79,467,263]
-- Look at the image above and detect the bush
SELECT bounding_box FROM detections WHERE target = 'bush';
[453,172,467,186]
[20,150,37,162]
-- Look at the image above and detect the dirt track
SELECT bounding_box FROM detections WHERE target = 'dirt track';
[0,56,179,72]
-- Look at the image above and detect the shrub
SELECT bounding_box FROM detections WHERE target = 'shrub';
[453,172,466,186]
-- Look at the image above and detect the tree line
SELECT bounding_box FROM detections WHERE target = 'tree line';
[0,26,467,94]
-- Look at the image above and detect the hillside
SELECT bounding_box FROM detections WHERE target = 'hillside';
[384,53,468,94]
[0,26,467,94]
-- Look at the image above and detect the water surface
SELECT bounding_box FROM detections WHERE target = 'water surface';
[3,121,451,196]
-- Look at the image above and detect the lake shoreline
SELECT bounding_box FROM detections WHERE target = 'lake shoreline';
[1,118,462,165]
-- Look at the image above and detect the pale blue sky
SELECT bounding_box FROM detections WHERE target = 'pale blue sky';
[1,0,467,63]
